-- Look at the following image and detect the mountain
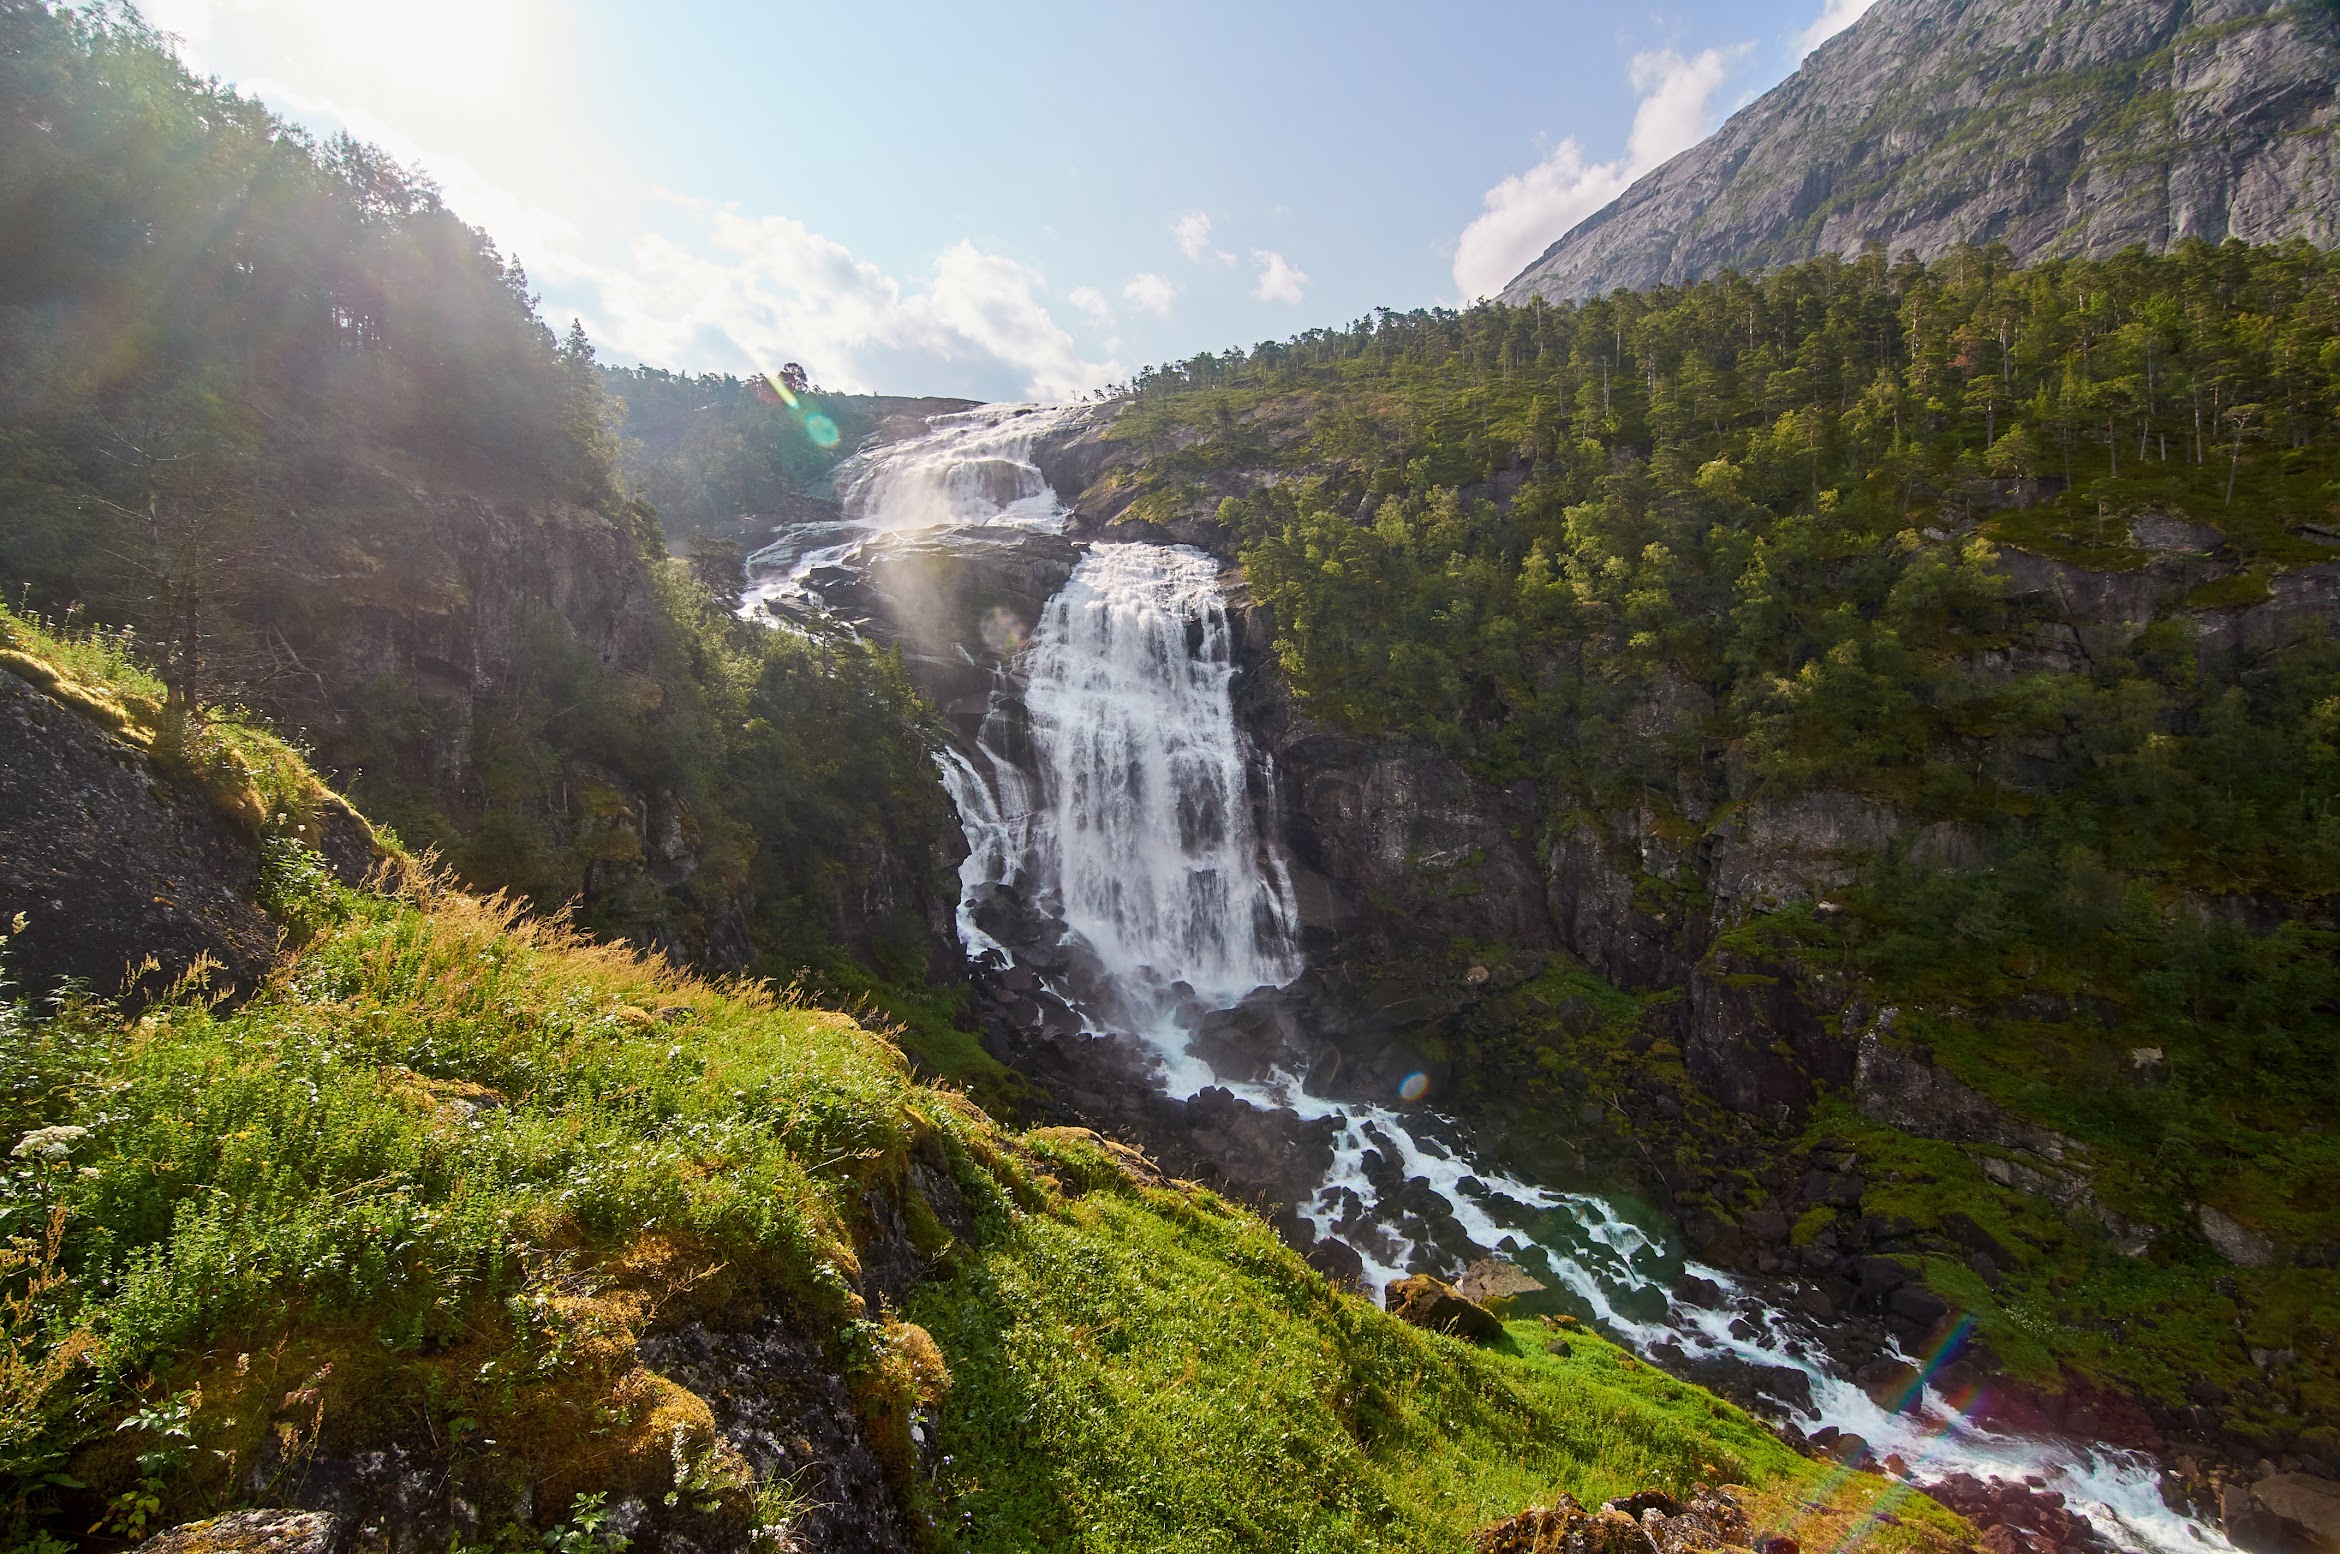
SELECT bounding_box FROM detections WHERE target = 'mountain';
[1501,0,2340,305]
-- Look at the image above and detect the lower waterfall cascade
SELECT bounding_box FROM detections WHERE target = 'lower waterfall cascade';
[755,403,2233,1554]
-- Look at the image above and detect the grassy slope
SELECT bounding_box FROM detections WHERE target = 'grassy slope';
[0,632,1968,1552]
[919,1136,1968,1553]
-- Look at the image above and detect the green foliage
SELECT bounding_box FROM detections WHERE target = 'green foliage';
[543,1492,632,1554]
[1119,243,2340,1440]
[0,872,1003,1544]
[911,1168,1960,1554]
[600,367,887,550]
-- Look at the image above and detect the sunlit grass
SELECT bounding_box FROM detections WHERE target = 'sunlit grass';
[913,1132,1969,1554]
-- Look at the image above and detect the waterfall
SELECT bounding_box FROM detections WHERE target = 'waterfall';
[1021,544,1298,1005]
[742,403,1082,615]
[838,405,1071,534]
[827,406,2227,1554]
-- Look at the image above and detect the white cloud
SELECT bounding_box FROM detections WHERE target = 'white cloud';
[577,210,1117,401]
[1172,210,1235,266]
[146,6,1114,399]
[1068,285,1115,327]
[1452,46,1737,302]
[1250,250,1309,305]
[1120,272,1177,316]
[1796,0,1878,56]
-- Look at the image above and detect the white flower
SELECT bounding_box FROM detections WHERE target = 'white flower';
[11,1125,89,1159]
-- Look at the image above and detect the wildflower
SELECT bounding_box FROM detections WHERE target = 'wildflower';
[12,1124,90,1159]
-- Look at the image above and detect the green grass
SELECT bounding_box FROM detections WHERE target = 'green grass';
[0,863,1977,1551]
[0,880,1003,1542]
[912,1132,1968,1554]
[0,600,368,845]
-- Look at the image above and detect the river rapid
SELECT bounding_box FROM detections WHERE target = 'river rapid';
[745,403,2230,1554]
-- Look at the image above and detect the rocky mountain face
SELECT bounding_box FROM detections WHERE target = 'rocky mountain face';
[1502,0,2340,304]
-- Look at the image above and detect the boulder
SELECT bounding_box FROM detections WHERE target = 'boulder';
[2246,1473,2340,1553]
[1459,1257,1550,1313]
[1386,1274,1506,1344]
[2199,1206,2276,1269]
[1477,1485,1756,1554]
[142,1511,341,1554]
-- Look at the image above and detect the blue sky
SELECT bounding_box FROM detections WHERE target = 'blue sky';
[146,0,1876,400]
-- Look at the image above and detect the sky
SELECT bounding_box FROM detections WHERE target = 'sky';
[142,0,1879,402]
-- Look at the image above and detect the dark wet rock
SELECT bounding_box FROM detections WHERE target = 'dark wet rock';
[1675,1275,1726,1309]
[1889,1285,1952,1329]
[1924,1472,2110,1554]
[1855,1256,1909,1299]
[1859,1358,1927,1414]
[1306,1235,1369,1292]
[1649,1340,1816,1417]
[0,665,373,1007]
[1386,1274,1507,1344]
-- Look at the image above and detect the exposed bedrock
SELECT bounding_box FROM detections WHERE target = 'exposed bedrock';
[0,665,379,1006]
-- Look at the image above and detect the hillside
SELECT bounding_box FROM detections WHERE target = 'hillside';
[1044,241,2340,1492]
[0,604,1967,1554]
[1502,0,2340,304]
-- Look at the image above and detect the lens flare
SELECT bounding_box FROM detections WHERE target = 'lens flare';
[749,371,838,447]
[979,606,1029,657]
[1398,1072,1430,1103]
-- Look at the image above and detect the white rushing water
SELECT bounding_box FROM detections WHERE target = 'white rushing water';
[740,403,1084,615]
[1022,544,1301,1006]
[844,408,2228,1554]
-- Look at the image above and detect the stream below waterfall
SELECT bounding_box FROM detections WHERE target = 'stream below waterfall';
[746,404,2231,1554]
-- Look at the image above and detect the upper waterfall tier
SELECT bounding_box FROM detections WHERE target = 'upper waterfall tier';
[742,403,1085,612]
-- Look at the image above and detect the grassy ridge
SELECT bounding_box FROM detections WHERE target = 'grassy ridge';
[0,629,1966,1550]
[0,890,1970,1549]
[917,1129,1967,1552]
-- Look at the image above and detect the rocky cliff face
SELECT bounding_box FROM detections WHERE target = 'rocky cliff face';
[1503,0,2340,304]
[0,660,380,1005]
